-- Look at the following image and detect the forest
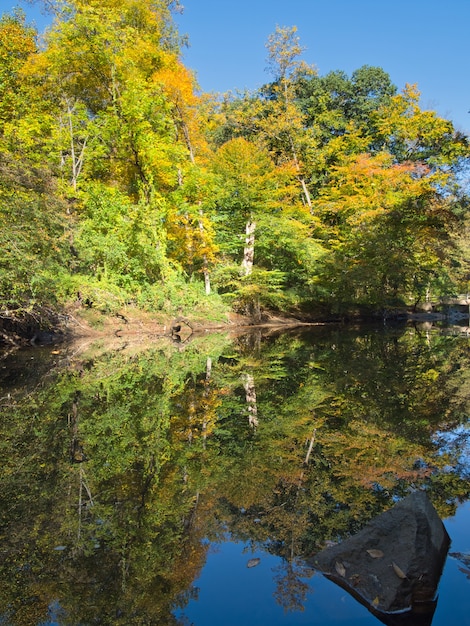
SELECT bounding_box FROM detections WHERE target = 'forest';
[1,0,469,340]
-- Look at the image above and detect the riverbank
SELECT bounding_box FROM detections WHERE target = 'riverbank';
[1,300,468,351]
[0,301,315,350]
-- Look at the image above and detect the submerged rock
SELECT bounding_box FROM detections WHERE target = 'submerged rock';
[309,491,450,625]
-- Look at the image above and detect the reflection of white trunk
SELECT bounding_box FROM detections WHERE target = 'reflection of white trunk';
[77,466,94,539]
[296,428,317,499]
[304,429,316,465]
[242,373,258,428]
[241,219,256,276]
[202,357,212,446]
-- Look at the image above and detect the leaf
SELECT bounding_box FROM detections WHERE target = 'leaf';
[392,562,407,579]
[372,596,380,607]
[367,549,384,559]
[247,558,260,568]
[335,561,346,577]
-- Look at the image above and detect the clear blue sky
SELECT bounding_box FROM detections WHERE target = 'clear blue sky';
[2,0,469,135]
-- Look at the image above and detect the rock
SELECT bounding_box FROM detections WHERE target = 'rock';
[308,491,450,625]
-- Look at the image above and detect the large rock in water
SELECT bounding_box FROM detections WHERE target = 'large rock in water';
[309,491,450,626]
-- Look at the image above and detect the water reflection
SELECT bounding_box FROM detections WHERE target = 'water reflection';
[0,325,469,625]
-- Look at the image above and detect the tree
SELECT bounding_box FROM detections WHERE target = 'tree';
[312,149,457,308]
[155,59,218,294]
[208,27,316,212]
[211,138,302,317]
[294,65,397,149]
[0,11,70,321]
[373,84,468,165]
[166,166,219,295]
[212,138,286,277]
[0,10,37,125]
[15,0,209,308]
[263,26,316,211]
[23,0,187,198]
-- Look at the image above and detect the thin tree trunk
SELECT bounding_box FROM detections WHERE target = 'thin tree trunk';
[202,357,212,446]
[304,429,316,466]
[241,218,256,276]
[177,114,212,294]
[289,135,312,212]
[199,207,211,295]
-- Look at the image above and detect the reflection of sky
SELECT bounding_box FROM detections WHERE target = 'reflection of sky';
[434,424,470,478]
[439,501,470,626]
[175,502,470,626]
[174,539,378,626]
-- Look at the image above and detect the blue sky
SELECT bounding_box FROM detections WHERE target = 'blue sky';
[2,0,469,135]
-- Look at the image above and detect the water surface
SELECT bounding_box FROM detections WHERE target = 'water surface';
[0,324,469,625]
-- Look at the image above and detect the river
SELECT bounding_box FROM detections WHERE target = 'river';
[0,322,469,625]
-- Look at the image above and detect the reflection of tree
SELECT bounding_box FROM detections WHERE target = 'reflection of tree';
[209,326,470,560]
[273,558,314,613]
[0,326,469,623]
[0,337,230,625]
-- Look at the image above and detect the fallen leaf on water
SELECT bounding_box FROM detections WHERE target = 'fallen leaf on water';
[335,561,346,577]
[392,562,407,579]
[367,549,384,559]
[247,558,260,568]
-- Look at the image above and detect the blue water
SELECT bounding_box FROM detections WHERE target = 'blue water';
[176,502,470,626]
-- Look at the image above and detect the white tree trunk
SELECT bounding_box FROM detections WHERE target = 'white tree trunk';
[199,208,211,295]
[241,219,256,276]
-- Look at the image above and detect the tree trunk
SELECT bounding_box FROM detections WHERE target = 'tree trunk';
[289,135,312,212]
[63,98,87,196]
[241,218,256,276]
[199,207,211,295]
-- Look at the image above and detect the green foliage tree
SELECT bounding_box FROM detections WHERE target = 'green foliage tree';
[210,137,315,317]
[0,11,71,329]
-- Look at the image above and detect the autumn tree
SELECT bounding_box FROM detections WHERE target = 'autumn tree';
[15,0,219,309]
[211,137,308,316]
[0,10,71,325]
[155,59,218,294]
[312,150,458,308]
[207,27,316,212]
[0,10,37,124]
[212,138,283,276]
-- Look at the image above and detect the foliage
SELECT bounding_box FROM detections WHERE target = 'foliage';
[0,7,469,332]
[312,150,457,308]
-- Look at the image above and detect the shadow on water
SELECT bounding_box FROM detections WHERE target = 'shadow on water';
[0,323,469,625]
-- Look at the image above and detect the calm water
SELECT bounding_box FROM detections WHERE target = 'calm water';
[0,323,469,625]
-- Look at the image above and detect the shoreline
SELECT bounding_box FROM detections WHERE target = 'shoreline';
[1,302,468,351]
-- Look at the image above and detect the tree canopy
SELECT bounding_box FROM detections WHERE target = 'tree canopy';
[0,10,469,335]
